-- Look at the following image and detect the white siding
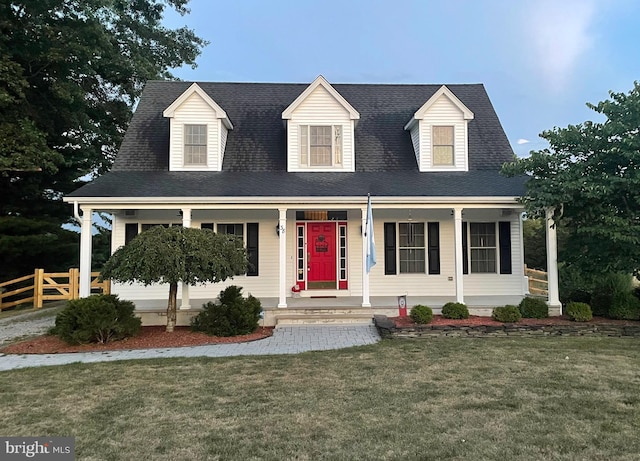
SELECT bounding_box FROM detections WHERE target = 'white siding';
[169,93,221,172]
[287,86,355,172]
[418,95,468,172]
[410,125,420,166]
[219,121,228,166]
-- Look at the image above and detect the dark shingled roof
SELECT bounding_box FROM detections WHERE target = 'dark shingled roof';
[69,80,526,198]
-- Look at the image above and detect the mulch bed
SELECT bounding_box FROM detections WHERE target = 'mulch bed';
[390,315,639,328]
[1,326,274,355]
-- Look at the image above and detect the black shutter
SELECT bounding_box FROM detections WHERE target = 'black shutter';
[384,222,396,275]
[499,221,512,274]
[427,222,440,275]
[125,223,138,245]
[246,223,259,276]
[462,221,468,274]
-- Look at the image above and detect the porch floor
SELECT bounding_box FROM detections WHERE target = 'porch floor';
[133,295,527,311]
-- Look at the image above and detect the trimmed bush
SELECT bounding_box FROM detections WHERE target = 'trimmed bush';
[518,297,548,319]
[441,302,469,319]
[410,305,433,324]
[191,285,262,337]
[492,305,522,323]
[566,302,592,322]
[53,295,141,344]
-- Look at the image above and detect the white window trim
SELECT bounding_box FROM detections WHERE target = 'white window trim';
[183,124,208,167]
[432,125,455,167]
[468,222,498,274]
[398,221,426,274]
[299,124,343,168]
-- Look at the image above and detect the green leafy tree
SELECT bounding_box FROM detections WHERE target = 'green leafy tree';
[503,82,640,276]
[0,0,206,278]
[100,226,248,332]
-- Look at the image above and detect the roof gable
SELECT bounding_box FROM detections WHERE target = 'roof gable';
[282,75,360,120]
[404,85,474,130]
[163,83,233,129]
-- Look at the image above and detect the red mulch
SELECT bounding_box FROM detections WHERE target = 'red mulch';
[391,314,639,328]
[1,326,274,355]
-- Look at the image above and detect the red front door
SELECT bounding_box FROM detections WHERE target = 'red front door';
[307,222,337,289]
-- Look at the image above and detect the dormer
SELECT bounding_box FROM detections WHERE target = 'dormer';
[282,76,359,172]
[163,83,233,171]
[404,85,474,172]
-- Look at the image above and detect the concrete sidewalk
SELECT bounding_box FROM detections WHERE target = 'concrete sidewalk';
[0,324,381,371]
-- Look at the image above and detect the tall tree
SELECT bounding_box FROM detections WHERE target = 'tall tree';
[502,82,640,276]
[0,0,206,279]
[101,226,248,332]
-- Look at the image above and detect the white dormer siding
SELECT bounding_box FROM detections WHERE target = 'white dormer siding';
[163,83,232,172]
[283,76,359,172]
[405,85,474,172]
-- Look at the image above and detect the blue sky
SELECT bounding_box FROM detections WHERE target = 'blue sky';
[164,0,640,157]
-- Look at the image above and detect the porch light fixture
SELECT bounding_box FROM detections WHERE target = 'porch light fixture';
[276,224,285,236]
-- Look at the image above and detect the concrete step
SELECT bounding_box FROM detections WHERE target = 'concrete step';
[275,309,373,325]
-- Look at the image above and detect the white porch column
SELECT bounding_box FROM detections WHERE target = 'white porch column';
[361,206,371,307]
[453,207,465,304]
[545,208,562,312]
[79,207,93,298]
[180,207,192,310]
[278,208,287,308]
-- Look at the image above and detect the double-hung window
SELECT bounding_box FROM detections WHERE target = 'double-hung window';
[299,125,342,167]
[432,126,454,166]
[184,124,207,166]
[398,222,425,273]
[469,222,496,273]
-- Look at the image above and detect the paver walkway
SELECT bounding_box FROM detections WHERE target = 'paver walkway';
[0,324,381,371]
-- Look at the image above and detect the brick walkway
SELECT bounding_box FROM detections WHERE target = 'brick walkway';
[0,325,381,371]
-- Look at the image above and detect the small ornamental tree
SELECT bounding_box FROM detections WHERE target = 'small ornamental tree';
[100,226,248,332]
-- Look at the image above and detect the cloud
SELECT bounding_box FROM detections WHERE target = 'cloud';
[527,0,596,93]
[516,139,530,145]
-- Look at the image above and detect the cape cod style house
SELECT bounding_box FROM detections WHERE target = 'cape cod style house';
[65,76,561,326]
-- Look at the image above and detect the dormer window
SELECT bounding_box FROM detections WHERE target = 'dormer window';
[299,125,343,167]
[184,124,207,166]
[404,85,473,172]
[432,126,454,166]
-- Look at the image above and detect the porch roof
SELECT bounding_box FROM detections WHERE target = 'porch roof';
[67,170,526,200]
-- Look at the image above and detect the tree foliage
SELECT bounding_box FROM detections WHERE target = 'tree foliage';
[503,82,640,276]
[0,0,205,278]
[100,226,248,332]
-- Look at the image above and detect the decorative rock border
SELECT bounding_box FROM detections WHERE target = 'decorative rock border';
[373,315,640,338]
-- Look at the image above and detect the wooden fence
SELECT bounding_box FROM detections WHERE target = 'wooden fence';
[0,269,110,311]
[525,265,548,297]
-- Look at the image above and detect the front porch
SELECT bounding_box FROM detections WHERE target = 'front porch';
[133,294,541,327]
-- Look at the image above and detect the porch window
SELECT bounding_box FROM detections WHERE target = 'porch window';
[299,125,343,167]
[432,126,454,166]
[398,222,425,273]
[469,222,496,273]
[184,124,207,166]
[216,223,259,276]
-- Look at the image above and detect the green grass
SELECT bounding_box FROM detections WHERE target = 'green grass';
[1,337,640,460]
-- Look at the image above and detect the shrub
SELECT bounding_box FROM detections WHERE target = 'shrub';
[191,285,262,336]
[590,273,638,319]
[492,305,522,323]
[410,305,433,324]
[566,302,592,322]
[441,302,469,319]
[518,297,548,319]
[608,292,640,320]
[53,295,141,344]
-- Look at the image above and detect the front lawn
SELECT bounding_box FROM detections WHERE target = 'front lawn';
[1,337,639,460]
